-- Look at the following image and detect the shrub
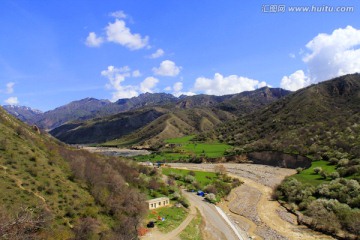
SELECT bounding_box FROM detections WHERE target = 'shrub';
[184,175,195,183]
[314,167,322,174]
[205,193,216,203]
[329,172,340,180]
[320,170,328,179]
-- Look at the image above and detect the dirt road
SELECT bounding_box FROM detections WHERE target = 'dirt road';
[169,163,334,240]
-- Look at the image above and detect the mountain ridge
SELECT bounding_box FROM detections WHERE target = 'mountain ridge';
[46,87,290,145]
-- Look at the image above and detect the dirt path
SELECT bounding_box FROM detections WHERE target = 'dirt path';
[168,163,335,240]
[1,165,48,209]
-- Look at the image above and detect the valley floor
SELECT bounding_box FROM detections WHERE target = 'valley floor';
[167,163,335,240]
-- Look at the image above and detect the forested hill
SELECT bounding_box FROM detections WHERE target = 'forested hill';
[214,73,360,160]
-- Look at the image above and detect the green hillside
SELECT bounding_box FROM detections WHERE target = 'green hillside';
[0,107,157,239]
[215,74,360,160]
[104,108,235,148]
[213,74,360,237]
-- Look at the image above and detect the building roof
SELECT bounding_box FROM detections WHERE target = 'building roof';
[146,197,170,203]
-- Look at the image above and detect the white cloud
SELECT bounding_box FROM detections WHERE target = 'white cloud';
[173,82,183,92]
[85,32,104,47]
[164,86,172,91]
[152,60,181,77]
[140,77,159,93]
[101,65,160,101]
[289,53,296,59]
[280,26,360,91]
[193,73,268,95]
[280,70,310,91]
[6,82,15,94]
[5,97,19,105]
[106,19,149,50]
[149,48,164,59]
[132,70,141,77]
[109,10,127,19]
[303,25,360,82]
[102,65,137,100]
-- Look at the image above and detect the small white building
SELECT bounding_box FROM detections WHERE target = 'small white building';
[146,197,170,210]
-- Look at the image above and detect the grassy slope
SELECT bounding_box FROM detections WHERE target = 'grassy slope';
[0,108,102,237]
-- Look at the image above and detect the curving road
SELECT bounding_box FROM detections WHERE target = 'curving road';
[169,163,334,240]
[182,190,247,240]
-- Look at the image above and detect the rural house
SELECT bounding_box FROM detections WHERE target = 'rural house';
[146,197,170,210]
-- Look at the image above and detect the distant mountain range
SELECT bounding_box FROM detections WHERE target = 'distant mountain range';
[44,87,289,145]
[3,87,291,145]
[3,105,43,123]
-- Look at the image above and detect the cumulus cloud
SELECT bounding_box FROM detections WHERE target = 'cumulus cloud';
[102,66,136,100]
[85,12,149,50]
[193,73,268,95]
[303,25,360,82]
[85,32,104,47]
[281,26,360,91]
[280,70,310,91]
[109,10,127,19]
[5,82,15,94]
[148,48,164,59]
[5,97,19,105]
[102,65,159,101]
[140,77,159,93]
[153,60,181,77]
[106,19,149,50]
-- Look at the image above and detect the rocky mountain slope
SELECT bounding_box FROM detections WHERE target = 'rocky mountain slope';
[3,105,43,123]
[50,107,167,144]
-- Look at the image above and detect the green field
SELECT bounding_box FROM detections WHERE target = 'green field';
[293,160,337,185]
[162,168,217,189]
[136,136,232,162]
[146,205,188,233]
[165,135,196,144]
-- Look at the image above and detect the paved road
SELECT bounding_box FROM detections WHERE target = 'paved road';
[170,163,334,240]
[182,190,247,240]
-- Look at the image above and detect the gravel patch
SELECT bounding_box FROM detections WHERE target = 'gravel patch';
[256,225,289,240]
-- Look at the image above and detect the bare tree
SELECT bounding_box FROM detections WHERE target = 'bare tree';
[0,207,51,240]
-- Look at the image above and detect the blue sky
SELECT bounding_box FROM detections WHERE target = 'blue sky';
[0,0,359,111]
